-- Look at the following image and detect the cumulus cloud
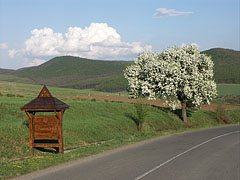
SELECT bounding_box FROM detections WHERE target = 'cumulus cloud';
[0,43,8,49]
[153,8,193,18]
[27,58,46,67]
[9,23,152,61]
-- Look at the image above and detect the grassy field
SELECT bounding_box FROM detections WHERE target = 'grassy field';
[214,84,240,105]
[0,81,122,98]
[1,81,240,98]
[216,84,240,96]
[0,81,240,179]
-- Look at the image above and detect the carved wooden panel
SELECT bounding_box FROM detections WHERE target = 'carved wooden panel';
[33,116,58,140]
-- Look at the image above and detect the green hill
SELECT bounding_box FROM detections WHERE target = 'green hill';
[0,68,14,74]
[202,48,240,83]
[0,48,239,92]
[12,56,131,92]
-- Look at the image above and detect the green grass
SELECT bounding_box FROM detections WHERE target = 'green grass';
[0,81,120,98]
[1,95,239,179]
[0,82,240,179]
[217,84,240,96]
[214,84,240,105]
[0,74,35,84]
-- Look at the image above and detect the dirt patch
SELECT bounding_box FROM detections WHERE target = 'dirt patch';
[74,94,240,111]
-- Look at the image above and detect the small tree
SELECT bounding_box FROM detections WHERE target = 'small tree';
[124,44,217,122]
[134,101,148,131]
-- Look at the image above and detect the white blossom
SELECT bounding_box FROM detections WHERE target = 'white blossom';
[124,44,217,111]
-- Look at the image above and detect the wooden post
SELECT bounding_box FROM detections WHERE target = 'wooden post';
[26,112,34,155]
[57,111,64,154]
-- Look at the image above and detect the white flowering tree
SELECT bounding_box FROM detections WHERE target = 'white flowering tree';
[124,44,217,122]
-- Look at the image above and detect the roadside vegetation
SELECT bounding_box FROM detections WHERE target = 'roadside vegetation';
[0,81,239,179]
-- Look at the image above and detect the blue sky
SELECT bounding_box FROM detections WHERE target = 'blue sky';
[0,0,239,69]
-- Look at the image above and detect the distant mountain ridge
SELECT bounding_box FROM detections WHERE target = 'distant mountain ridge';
[0,48,239,92]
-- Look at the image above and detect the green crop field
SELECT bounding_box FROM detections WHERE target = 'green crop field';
[215,84,240,105]
[217,84,240,96]
[0,81,240,179]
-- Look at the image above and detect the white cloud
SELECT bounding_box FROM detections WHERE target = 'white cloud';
[27,58,46,67]
[8,49,21,58]
[181,42,200,49]
[9,23,152,60]
[0,43,8,49]
[153,8,193,18]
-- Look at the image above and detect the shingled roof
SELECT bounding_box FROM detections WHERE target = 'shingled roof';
[21,86,69,111]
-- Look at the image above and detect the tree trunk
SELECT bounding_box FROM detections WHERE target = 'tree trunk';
[137,123,142,131]
[181,100,187,122]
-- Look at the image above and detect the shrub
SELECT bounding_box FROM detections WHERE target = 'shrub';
[133,102,148,131]
[91,98,96,102]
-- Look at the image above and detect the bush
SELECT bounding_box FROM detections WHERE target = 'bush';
[133,102,148,131]
[91,98,96,102]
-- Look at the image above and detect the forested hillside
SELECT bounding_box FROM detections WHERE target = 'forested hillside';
[202,48,240,83]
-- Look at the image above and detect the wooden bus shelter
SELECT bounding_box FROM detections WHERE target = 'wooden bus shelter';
[21,86,69,154]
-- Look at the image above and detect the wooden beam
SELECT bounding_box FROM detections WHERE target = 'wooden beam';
[33,144,59,148]
[57,110,64,154]
[25,111,34,154]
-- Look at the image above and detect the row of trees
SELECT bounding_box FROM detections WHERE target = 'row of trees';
[124,44,217,122]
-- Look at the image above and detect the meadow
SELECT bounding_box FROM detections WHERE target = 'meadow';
[1,81,240,100]
[216,84,240,96]
[214,84,240,105]
[0,81,239,179]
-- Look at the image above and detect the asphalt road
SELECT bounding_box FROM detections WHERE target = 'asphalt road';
[14,125,240,180]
